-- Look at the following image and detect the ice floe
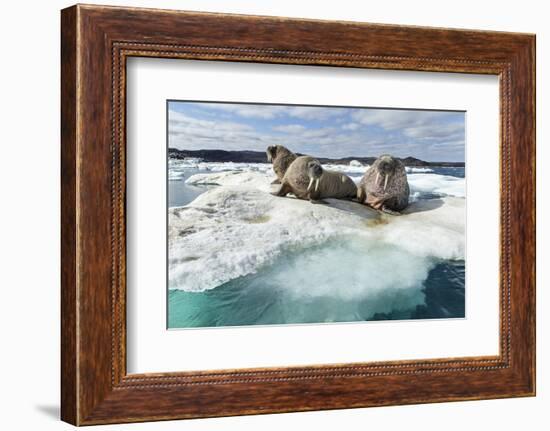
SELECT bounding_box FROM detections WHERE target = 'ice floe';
[170,158,274,173]
[169,165,465,294]
[185,170,274,193]
[323,163,369,175]
[408,173,465,198]
[171,158,437,180]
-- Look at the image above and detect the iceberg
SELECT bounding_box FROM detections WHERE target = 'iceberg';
[169,169,465,295]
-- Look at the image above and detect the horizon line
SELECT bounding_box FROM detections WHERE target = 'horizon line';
[168,147,465,164]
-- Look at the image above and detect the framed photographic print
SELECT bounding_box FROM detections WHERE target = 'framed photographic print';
[61,4,536,425]
[165,100,466,330]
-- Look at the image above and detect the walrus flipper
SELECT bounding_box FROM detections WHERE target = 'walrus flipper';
[380,205,401,216]
[271,182,291,197]
[308,189,328,204]
[357,187,366,204]
[311,200,328,205]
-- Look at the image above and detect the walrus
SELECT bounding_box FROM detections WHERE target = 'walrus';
[273,156,357,203]
[357,155,410,214]
[266,145,297,184]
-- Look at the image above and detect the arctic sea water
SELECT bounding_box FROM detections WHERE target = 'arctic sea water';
[167,161,465,329]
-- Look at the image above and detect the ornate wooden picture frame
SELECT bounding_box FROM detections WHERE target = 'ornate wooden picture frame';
[61,4,535,425]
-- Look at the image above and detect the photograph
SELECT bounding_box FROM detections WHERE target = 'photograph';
[167,100,466,329]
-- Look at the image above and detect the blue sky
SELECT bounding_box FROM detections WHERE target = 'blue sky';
[168,101,465,162]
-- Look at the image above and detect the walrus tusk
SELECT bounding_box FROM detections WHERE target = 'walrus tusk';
[376,172,380,186]
[315,178,320,192]
[307,177,314,191]
[384,173,390,191]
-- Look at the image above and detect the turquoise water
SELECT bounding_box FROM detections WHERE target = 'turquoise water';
[168,167,213,207]
[168,166,465,329]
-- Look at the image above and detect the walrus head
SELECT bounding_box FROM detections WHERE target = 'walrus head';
[375,155,399,192]
[306,159,324,192]
[266,145,292,163]
[266,146,277,163]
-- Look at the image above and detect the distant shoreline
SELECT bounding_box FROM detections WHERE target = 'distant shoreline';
[168,148,465,168]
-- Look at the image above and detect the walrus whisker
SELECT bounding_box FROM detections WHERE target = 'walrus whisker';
[307,177,314,191]
[357,155,409,213]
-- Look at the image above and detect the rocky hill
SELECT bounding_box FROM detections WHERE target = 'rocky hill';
[168,148,464,167]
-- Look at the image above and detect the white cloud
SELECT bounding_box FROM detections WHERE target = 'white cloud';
[272,124,307,133]
[286,106,347,121]
[169,111,253,133]
[351,110,432,129]
[351,109,464,144]
[168,110,268,151]
[196,103,348,121]
[342,123,360,131]
[200,103,286,119]
[168,106,464,162]
[300,127,337,139]
[404,122,464,140]
[169,109,365,156]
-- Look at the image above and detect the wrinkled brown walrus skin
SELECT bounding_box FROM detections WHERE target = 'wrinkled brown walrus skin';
[357,155,409,214]
[274,156,357,202]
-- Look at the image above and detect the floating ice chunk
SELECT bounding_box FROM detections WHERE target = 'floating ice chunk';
[168,182,464,293]
[183,166,464,200]
[406,167,434,173]
[169,158,200,170]
[169,160,274,175]
[185,170,274,192]
[182,157,202,163]
[168,172,185,180]
[169,187,379,292]
[349,160,363,167]
[323,163,369,175]
[408,173,465,198]
[170,164,465,294]
[380,198,465,261]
